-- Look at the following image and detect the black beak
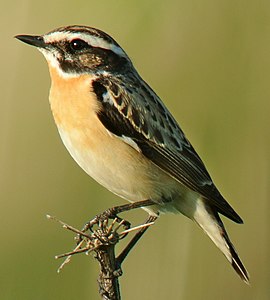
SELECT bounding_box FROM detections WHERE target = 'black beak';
[15,35,47,49]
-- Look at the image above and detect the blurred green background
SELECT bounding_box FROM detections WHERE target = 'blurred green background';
[1,0,269,299]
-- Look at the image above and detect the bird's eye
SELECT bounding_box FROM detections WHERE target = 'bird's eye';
[69,39,89,51]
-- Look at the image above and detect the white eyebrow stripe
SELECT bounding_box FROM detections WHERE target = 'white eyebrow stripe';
[43,31,126,57]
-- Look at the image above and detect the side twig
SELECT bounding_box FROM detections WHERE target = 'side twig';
[47,215,154,300]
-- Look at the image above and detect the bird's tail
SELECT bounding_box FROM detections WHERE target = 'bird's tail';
[193,197,249,284]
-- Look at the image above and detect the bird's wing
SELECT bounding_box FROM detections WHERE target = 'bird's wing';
[92,75,242,223]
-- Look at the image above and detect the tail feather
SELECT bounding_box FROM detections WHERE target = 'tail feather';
[193,198,249,284]
[226,232,249,284]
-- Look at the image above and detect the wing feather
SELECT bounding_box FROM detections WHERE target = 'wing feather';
[92,76,243,223]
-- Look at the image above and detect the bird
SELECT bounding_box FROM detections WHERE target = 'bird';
[16,25,249,283]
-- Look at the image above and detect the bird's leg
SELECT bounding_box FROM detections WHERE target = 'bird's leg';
[81,199,155,233]
[116,215,158,266]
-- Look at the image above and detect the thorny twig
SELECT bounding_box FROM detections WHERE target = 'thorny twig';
[47,214,154,299]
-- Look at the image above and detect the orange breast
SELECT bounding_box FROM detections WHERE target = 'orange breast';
[47,64,108,153]
[48,64,99,129]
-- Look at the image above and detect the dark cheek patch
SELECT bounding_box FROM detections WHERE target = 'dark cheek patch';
[60,40,129,73]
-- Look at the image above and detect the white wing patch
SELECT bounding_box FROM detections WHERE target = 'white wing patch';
[102,90,114,105]
[120,135,141,153]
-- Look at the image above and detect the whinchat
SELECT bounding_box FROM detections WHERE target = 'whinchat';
[16,25,249,283]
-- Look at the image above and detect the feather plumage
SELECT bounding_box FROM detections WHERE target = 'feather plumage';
[93,74,243,223]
